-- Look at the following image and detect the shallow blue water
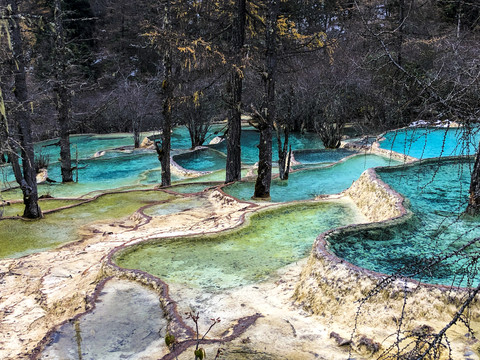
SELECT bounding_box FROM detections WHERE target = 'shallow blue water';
[208,129,326,165]
[224,154,400,202]
[173,148,226,171]
[328,158,480,286]
[35,134,136,161]
[294,149,357,164]
[379,127,480,159]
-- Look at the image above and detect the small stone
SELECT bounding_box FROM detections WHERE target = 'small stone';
[356,335,380,353]
[330,332,352,347]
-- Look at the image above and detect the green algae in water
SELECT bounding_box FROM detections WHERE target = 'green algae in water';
[0,191,176,259]
[115,201,362,291]
[40,279,167,360]
[328,158,480,287]
[0,199,82,218]
[224,154,401,202]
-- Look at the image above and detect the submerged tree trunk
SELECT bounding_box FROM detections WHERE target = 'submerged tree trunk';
[466,145,480,215]
[275,122,292,180]
[8,0,42,218]
[225,0,246,183]
[253,0,278,199]
[254,121,273,198]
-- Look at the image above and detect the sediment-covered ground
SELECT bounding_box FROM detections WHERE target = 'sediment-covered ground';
[1,175,480,359]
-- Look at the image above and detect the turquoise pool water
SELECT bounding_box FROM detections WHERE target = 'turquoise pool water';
[2,128,329,195]
[328,158,480,286]
[293,149,357,164]
[208,129,326,165]
[115,201,363,291]
[35,127,224,162]
[35,134,135,161]
[379,127,480,159]
[224,154,401,202]
[2,150,183,198]
[173,148,226,171]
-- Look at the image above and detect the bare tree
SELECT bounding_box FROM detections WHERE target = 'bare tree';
[225,0,246,184]
[253,0,279,199]
[1,0,42,218]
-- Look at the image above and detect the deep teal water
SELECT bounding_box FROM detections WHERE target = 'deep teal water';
[173,148,226,171]
[208,129,327,164]
[379,127,480,159]
[328,158,480,286]
[35,134,135,161]
[224,154,400,202]
[293,148,357,164]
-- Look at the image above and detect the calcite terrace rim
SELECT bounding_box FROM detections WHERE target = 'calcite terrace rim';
[28,276,114,360]
[28,189,261,359]
[314,155,477,293]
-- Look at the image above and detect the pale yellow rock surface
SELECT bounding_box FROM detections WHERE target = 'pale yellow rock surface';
[1,182,479,360]
[0,190,252,360]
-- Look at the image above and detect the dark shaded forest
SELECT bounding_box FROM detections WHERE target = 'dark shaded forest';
[0,0,479,214]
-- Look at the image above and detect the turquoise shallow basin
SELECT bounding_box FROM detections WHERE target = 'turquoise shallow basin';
[329,158,480,286]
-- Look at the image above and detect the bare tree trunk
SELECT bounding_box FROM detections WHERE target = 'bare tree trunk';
[225,0,246,183]
[54,0,73,182]
[160,0,172,187]
[133,117,141,148]
[186,119,209,149]
[275,88,293,181]
[466,145,480,215]
[254,0,278,199]
[276,125,291,180]
[160,52,173,187]
[8,0,42,218]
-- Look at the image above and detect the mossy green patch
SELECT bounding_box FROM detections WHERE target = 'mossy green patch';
[0,199,82,218]
[0,190,176,259]
[115,201,361,291]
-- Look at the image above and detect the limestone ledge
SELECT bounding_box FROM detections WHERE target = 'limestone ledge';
[0,189,254,360]
[344,168,406,222]
[295,248,480,358]
[295,166,480,358]
[370,140,418,163]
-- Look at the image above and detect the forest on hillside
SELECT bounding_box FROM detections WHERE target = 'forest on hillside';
[0,0,479,216]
